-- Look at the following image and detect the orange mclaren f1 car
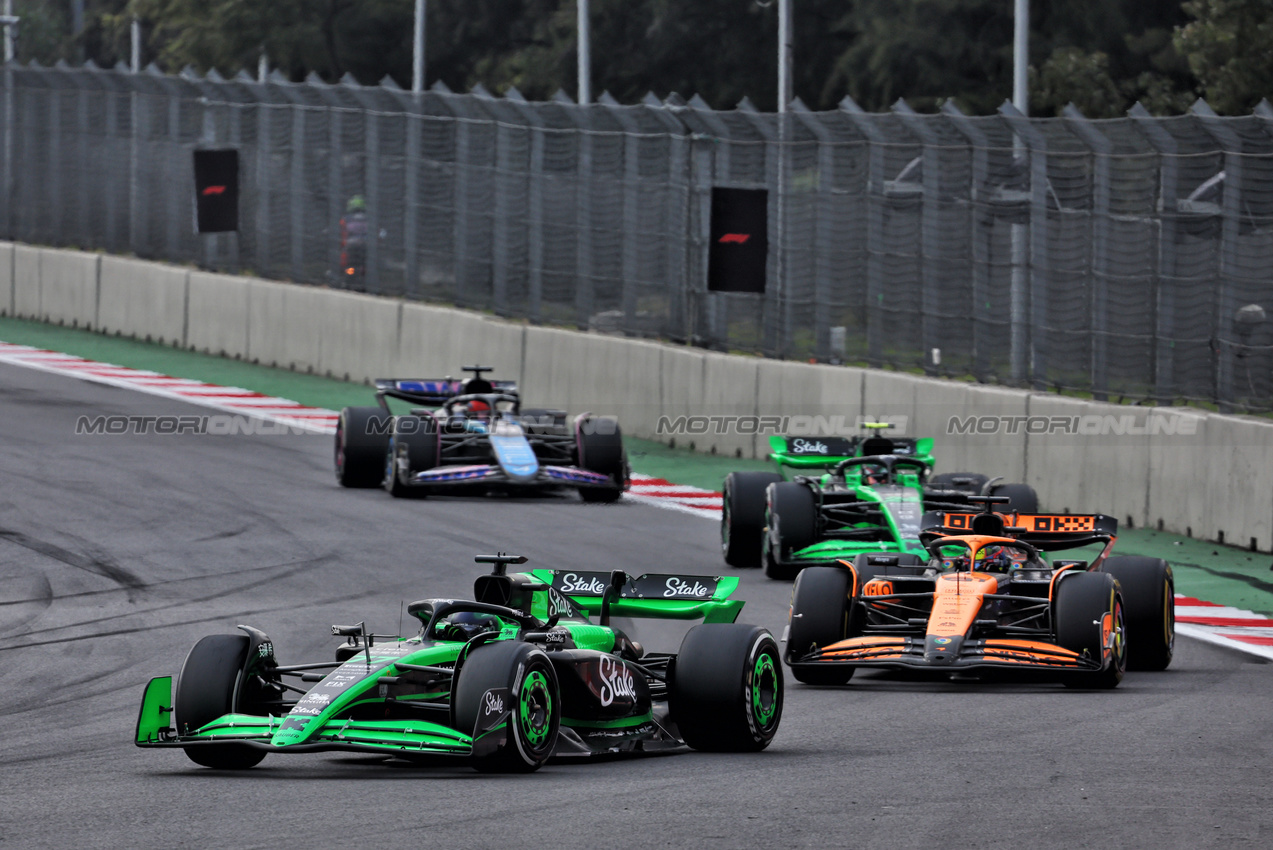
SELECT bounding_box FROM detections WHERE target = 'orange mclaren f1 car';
[783,496,1174,688]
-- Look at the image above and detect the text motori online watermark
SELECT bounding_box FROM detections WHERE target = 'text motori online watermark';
[655,415,909,436]
[946,413,1198,436]
[75,415,320,436]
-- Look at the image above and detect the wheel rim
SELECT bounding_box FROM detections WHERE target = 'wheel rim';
[1110,597,1127,672]
[1163,580,1175,652]
[519,669,553,750]
[749,649,780,731]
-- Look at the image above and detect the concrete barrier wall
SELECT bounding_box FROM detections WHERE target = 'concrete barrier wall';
[13,244,40,319]
[8,244,1273,549]
[1,242,14,317]
[37,248,99,329]
[188,271,250,357]
[97,256,187,344]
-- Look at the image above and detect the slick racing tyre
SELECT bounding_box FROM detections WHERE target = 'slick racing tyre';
[722,472,784,569]
[174,635,268,769]
[384,415,439,498]
[576,416,626,503]
[763,482,818,581]
[454,641,560,773]
[1055,572,1127,689]
[786,566,853,685]
[670,624,783,752]
[1102,556,1174,671]
[336,406,392,488]
[990,482,1039,514]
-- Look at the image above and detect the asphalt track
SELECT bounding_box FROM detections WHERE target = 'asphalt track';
[2,360,1272,850]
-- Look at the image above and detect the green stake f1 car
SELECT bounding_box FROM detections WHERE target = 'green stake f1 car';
[721,426,1038,580]
[135,556,783,772]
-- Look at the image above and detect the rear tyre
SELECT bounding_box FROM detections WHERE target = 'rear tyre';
[670,624,783,752]
[722,472,785,569]
[577,417,626,503]
[1055,572,1126,689]
[763,482,818,581]
[454,641,560,773]
[335,406,392,488]
[384,415,438,498]
[1102,556,1174,671]
[175,635,267,769]
[786,567,854,685]
[991,482,1039,514]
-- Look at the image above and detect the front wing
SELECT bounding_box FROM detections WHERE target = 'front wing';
[791,635,1107,674]
[407,464,617,489]
[135,676,492,759]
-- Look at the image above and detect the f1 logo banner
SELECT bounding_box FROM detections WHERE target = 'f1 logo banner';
[708,187,768,293]
[193,149,239,233]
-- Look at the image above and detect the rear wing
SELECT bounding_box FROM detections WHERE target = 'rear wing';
[921,510,1118,551]
[767,435,935,469]
[373,378,519,407]
[530,569,743,624]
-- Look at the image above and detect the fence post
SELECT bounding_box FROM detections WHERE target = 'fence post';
[999,101,1049,389]
[941,102,991,381]
[403,96,421,299]
[500,89,544,320]
[791,100,836,362]
[364,100,381,294]
[48,70,63,243]
[893,99,942,375]
[1128,103,1178,405]
[686,94,733,348]
[735,99,782,356]
[839,96,886,367]
[599,92,641,335]
[1191,98,1242,413]
[1062,104,1113,400]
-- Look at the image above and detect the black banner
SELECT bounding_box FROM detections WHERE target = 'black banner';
[708,187,768,293]
[193,149,239,233]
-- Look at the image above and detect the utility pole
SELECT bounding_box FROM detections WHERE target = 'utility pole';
[777,0,792,113]
[577,0,590,104]
[412,0,425,93]
[2,0,14,63]
[131,16,140,72]
[1013,0,1028,113]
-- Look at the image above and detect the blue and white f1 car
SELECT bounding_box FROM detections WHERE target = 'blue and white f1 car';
[335,366,629,502]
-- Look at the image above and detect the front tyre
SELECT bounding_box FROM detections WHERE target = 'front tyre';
[1102,556,1174,671]
[670,624,783,752]
[1055,572,1127,689]
[174,635,267,769]
[722,471,784,569]
[384,415,438,498]
[786,566,854,685]
[763,482,818,581]
[454,641,560,773]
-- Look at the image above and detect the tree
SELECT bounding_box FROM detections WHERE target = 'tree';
[1176,0,1273,113]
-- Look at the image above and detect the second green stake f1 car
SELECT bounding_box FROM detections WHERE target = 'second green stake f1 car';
[135,555,783,772]
[722,426,1038,580]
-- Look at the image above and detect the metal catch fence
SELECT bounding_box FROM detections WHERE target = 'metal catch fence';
[4,61,1273,411]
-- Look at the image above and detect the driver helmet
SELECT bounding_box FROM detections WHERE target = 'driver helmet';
[467,399,491,421]
[975,545,1015,574]
[437,611,501,642]
[862,463,888,485]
